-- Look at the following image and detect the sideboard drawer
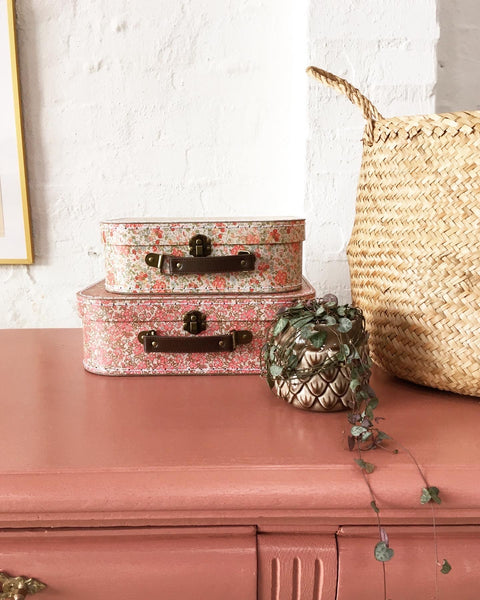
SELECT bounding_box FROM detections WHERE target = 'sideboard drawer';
[257,533,337,600]
[337,525,480,600]
[0,526,256,600]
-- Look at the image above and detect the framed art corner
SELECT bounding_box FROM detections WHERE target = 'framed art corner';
[0,0,33,265]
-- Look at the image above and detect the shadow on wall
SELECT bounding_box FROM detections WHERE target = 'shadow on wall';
[436,0,480,112]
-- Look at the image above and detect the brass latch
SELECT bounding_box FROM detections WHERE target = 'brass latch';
[189,234,212,257]
[183,310,207,335]
[138,330,156,344]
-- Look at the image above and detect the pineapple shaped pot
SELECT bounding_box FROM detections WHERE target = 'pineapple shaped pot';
[264,295,370,412]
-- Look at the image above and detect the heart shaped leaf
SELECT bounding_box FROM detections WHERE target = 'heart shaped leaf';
[440,559,452,574]
[309,331,327,349]
[351,425,367,438]
[273,317,289,336]
[420,486,441,505]
[374,541,394,562]
[269,364,283,378]
[338,317,353,333]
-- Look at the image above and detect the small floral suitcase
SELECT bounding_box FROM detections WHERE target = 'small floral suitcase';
[77,278,315,375]
[101,217,305,294]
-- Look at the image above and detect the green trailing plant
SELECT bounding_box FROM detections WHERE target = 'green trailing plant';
[262,294,451,600]
[263,293,369,389]
[348,378,452,599]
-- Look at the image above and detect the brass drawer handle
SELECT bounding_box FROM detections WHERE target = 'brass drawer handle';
[0,572,46,599]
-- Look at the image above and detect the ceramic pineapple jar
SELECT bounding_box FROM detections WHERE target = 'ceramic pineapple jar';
[264,296,370,412]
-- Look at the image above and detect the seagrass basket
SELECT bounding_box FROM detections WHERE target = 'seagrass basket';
[308,66,480,397]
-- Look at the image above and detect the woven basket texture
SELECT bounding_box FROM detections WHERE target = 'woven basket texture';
[308,67,480,396]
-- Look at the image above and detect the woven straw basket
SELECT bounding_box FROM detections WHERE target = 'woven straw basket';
[308,66,480,397]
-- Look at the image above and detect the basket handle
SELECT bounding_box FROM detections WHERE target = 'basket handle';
[306,66,383,145]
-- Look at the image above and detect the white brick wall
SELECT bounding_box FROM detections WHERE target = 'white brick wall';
[1,0,307,327]
[305,0,438,302]
[0,0,440,327]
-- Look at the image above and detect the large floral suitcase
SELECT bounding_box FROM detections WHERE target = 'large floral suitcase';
[77,278,315,375]
[101,217,305,294]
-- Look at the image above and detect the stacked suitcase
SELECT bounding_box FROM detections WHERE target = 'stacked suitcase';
[77,217,315,375]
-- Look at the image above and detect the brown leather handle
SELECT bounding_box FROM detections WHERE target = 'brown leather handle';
[140,330,253,353]
[145,252,256,274]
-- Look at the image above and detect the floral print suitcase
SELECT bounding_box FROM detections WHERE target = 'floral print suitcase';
[77,278,315,376]
[101,217,305,294]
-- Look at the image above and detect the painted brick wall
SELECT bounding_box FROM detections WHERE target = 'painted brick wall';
[1,0,439,327]
[1,0,307,327]
[305,0,438,302]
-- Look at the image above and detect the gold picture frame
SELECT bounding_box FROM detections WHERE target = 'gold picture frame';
[0,0,32,264]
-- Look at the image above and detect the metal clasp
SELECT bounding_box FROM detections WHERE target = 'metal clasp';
[138,330,156,344]
[183,310,207,335]
[188,234,212,257]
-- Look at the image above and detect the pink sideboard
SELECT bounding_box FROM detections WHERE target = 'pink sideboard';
[1,328,480,599]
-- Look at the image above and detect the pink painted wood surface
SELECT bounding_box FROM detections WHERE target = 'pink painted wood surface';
[257,534,337,600]
[0,527,256,600]
[1,329,480,527]
[337,526,480,600]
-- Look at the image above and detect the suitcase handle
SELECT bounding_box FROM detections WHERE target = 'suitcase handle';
[145,252,256,274]
[138,329,253,353]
